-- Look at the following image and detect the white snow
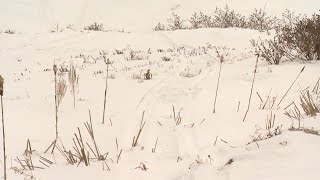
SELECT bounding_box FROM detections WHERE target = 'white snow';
[0,0,320,180]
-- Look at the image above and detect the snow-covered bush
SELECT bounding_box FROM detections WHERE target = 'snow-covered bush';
[167,12,185,31]
[188,12,213,29]
[251,37,285,65]
[212,5,247,28]
[247,8,277,32]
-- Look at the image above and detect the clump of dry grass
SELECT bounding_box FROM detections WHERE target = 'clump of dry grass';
[300,90,319,117]
[68,62,79,109]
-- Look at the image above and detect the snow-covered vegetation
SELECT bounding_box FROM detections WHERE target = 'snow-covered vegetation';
[0,0,320,180]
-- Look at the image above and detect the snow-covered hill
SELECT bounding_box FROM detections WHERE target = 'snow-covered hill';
[0,0,319,33]
[0,1,320,180]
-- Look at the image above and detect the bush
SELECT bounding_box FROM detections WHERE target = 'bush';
[252,10,320,63]
[153,22,166,31]
[84,23,103,31]
[251,37,285,65]
[213,5,247,28]
[248,8,277,32]
[277,13,320,61]
[188,12,213,29]
[167,12,185,30]
[4,29,15,34]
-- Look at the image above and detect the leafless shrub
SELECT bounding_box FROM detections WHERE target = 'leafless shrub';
[277,13,320,61]
[250,37,285,65]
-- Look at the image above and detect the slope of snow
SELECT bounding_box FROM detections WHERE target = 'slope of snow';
[0,0,319,33]
[0,1,320,180]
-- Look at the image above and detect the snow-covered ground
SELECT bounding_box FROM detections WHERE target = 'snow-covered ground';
[1,0,320,180]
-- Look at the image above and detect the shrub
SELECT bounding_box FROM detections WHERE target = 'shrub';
[188,12,213,29]
[213,4,247,28]
[153,22,166,31]
[167,12,185,30]
[4,29,15,34]
[84,23,103,31]
[248,8,277,32]
[251,37,285,65]
[277,13,320,61]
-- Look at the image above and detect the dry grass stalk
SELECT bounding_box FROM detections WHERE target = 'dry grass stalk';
[68,61,79,109]
[312,77,320,94]
[265,111,276,135]
[199,118,206,125]
[284,102,303,129]
[46,65,67,154]
[261,89,271,109]
[0,89,7,180]
[172,105,183,125]
[277,66,305,107]
[135,162,148,171]
[177,156,182,163]
[256,92,263,103]
[56,77,67,107]
[39,156,53,168]
[73,128,89,166]
[213,51,224,113]
[151,137,158,153]
[101,51,114,124]
[24,139,33,157]
[214,135,219,146]
[300,90,319,117]
[243,55,259,122]
[189,156,204,169]
[116,149,122,163]
[132,111,147,147]
[84,110,103,160]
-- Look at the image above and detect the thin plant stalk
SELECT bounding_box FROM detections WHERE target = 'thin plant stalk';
[1,95,7,180]
[243,55,259,122]
[213,56,223,113]
[277,66,305,107]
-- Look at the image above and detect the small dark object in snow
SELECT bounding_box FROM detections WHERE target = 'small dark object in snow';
[225,158,234,166]
[144,69,152,80]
